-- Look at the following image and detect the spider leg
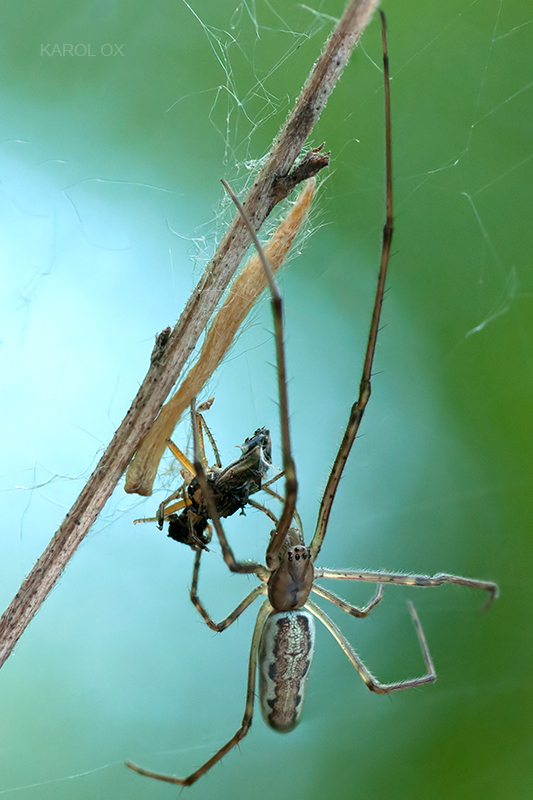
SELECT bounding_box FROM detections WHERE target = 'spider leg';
[221,180,297,571]
[310,12,393,563]
[190,544,267,631]
[260,485,304,533]
[313,567,499,612]
[190,399,269,579]
[311,582,383,618]
[306,598,436,694]
[125,600,272,786]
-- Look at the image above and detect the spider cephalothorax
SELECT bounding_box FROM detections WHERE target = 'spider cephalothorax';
[267,529,314,612]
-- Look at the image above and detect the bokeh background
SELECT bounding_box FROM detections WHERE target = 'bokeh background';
[0,1,531,798]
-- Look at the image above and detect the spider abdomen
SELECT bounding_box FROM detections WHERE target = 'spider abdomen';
[258,609,316,733]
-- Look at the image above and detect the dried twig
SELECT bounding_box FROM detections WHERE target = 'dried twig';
[0,0,379,669]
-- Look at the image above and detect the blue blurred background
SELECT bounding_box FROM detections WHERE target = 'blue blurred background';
[0,1,531,798]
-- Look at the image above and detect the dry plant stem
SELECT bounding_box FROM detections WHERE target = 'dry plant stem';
[0,0,379,670]
[125,177,316,496]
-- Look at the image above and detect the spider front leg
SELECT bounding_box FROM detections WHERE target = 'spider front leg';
[309,12,393,565]
[126,600,272,786]
[221,180,298,569]
[306,599,436,694]
[314,567,499,612]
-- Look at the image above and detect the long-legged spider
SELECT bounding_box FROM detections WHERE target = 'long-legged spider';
[126,13,498,787]
[133,399,283,551]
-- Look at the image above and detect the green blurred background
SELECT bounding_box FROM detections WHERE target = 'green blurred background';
[0,1,531,798]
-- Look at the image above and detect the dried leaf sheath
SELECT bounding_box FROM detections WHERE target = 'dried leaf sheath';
[125,178,316,496]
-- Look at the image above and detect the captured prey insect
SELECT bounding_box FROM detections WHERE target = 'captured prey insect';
[126,13,498,787]
[134,399,282,551]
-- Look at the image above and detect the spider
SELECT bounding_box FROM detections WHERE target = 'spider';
[133,399,284,551]
[126,12,498,787]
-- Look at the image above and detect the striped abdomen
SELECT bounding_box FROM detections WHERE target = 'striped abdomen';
[258,610,316,733]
